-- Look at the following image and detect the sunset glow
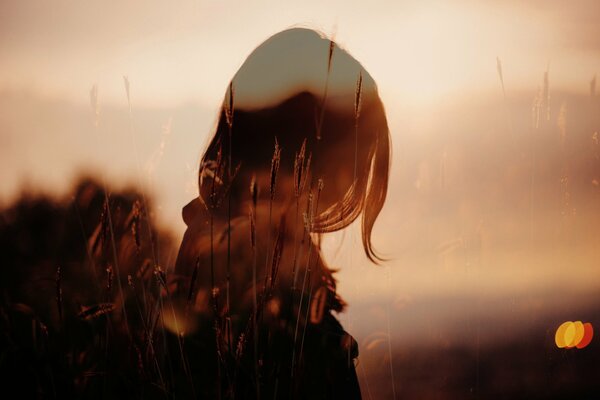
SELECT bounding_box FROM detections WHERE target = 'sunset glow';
[2,1,600,398]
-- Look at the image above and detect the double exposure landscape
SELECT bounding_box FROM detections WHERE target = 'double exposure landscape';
[1,1,599,399]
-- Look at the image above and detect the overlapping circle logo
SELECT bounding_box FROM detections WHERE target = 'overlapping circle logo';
[555,321,594,349]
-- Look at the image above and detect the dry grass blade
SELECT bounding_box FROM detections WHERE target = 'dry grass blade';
[497,57,506,99]
[269,216,286,291]
[55,265,63,323]
[225,81,235,129]
[187,257,200,303]
[89,84,99,127]
[130,200,142,253]
[291,141,311,291]
[543,66,550,121]
[154,265,167,291]
[249,210,256,249]
[100,198,111,250]
[77,303,116,320]
[235,332,246,360]
[136,259,152,280]
[355,70,363,119]
[248,172,259,399]
[305,193,314,232]
[225,82,235,356]
[496,56,514,134]
[200,160,224,188]
[315,179,324,227]
[292,192,316,377]
[354,70,363,181]
[293,139,311,199]
[558,102,567,147]
[294,138,307,198]
[214,144,226,205]
[316,40,335,140]
[106,265,114,292]
[309,287,327,324]
[327,40,335,73]
[250,174,258,210]
[532,86,542,130]
[123,75,131,109]
[270,138,281,200]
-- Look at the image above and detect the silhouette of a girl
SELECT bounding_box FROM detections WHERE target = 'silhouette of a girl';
[172,28,390,399]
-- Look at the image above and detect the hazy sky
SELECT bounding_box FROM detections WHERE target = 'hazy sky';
[1,0,599,108]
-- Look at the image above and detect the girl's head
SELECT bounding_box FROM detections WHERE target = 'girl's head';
[193,28,390,263]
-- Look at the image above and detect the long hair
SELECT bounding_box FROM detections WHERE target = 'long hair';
[198,28,391,263]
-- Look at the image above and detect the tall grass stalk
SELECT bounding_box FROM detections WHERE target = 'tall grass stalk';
[316,40,335,140]
[496,57,514,135]
[264,138,281,306]
[225,82,235,360]
[122,76,159,269]
[292,139,310,290]
[354,70,363,182]
[55,266,63,324]
[298,180,323,364]
[249,175,260,399]
[89,84,131,339]
[291,189,315,377]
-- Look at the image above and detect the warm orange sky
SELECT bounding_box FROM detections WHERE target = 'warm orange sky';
[1,1,600,315]
[1,0,599,108]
